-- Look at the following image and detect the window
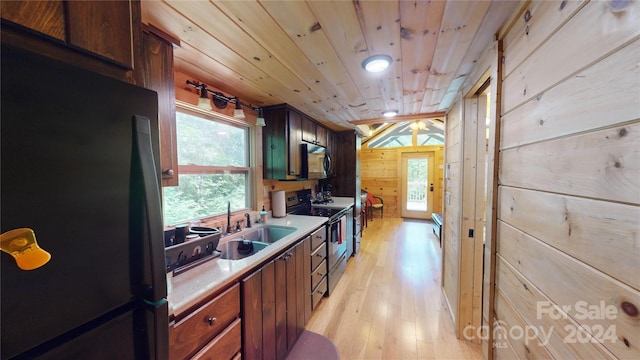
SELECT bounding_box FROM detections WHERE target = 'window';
[367,120,444,148]
[163,108,251,226]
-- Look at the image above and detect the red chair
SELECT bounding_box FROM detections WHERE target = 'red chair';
[366,192,384,220]
[360,190,369,228]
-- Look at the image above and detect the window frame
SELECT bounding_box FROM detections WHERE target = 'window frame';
[165,101,256,225]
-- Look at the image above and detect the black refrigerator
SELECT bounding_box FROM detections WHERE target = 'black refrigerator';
[1,43,169,359]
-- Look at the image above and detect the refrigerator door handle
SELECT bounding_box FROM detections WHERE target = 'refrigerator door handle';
[141,300,169,360]
[133,115,167,304]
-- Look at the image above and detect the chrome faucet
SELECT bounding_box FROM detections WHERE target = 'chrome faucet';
[244,213,251,228]
[226,201,232,234]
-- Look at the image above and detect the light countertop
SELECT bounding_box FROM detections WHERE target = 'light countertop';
[311,196,354,209]
[166,214,328,318]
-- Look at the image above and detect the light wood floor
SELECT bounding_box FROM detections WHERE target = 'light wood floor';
[305,217,482,360]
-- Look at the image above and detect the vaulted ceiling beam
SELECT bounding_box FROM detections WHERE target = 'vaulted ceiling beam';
[350,111,446,125]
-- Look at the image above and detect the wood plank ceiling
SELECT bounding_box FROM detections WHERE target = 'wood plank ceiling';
[141,0,520,131]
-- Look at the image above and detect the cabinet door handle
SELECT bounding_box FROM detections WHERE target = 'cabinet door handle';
[207,317,217,326]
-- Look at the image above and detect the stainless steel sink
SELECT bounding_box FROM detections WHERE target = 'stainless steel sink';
[218,226,295,260]
[218,240,270,260]
[241,225,296,243]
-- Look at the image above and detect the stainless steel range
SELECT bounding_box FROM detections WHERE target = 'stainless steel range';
[286,189,348,295]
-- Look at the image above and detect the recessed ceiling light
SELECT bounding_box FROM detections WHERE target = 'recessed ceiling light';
[362,54,392,73]
[382,110,398,118]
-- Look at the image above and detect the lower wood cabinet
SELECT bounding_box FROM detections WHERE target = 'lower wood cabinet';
[308,227,327,315]
[169,228,325,360]
[242,237,310,360]
[191,318,242,360]
[170,284,241,360]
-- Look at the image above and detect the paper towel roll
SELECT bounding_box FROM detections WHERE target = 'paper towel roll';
[272,190,286,218]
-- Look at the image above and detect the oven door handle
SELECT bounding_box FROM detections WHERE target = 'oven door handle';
[328,213,346,226]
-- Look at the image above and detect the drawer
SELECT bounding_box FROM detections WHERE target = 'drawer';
[192,318,242,360]
[312,277,327,310]
[170,284,240,360]
[310,241,326,271]
[310,226,326,251]
[354,215,361,235]
[311,259,327,290]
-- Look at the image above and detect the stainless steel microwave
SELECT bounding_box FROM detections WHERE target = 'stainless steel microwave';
[301,143,331,179]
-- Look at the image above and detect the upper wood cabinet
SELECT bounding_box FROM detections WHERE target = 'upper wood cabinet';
[263,104,334,179]
[301,116,328,147]
[288,111,303,177]
[65,1,135,69]
[301,116,315,144]
[263,104,303,179]
[316,125,328,148]
[0,1,66,41]
[142,27,179,187]
[1,0,143,84]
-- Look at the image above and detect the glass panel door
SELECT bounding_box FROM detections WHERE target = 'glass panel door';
[401,153,434,218]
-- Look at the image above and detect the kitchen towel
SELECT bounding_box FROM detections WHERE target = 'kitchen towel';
[339,216,347,244]
[272,190,286,218]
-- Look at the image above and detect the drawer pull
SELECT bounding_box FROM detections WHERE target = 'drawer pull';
[316,290,325,295]
[315,253,324,258]
[317,272,324,277]
[207,317,217,326]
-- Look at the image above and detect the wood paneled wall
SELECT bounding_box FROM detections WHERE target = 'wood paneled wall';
[442,39,498,347]
[442,98,462,325]
[492,1,640,358]
[360,145,443,219]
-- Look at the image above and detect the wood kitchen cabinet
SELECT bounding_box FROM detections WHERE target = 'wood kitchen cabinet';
[320,131,361,254]
[326,131,362,214]
[308,227,327,318]
[0,1,66,41]
[65,1,136,69]
[242,237,311,360]
[301,115,328,147]
[142,26,179,186]
[316,125,329,148]
[263,104,334,179]
[170,284,241,360]
[262,104,303,179]
[1,0,144,85]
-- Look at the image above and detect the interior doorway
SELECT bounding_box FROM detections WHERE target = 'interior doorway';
[400,152,434,219]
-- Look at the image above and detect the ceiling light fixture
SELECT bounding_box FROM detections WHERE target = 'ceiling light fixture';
[233,97,245,119]
[362,54,392,73]
[197,84,210,110]
[382,110,398,118]
[256,108,266,127]
[409,120,427,130]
